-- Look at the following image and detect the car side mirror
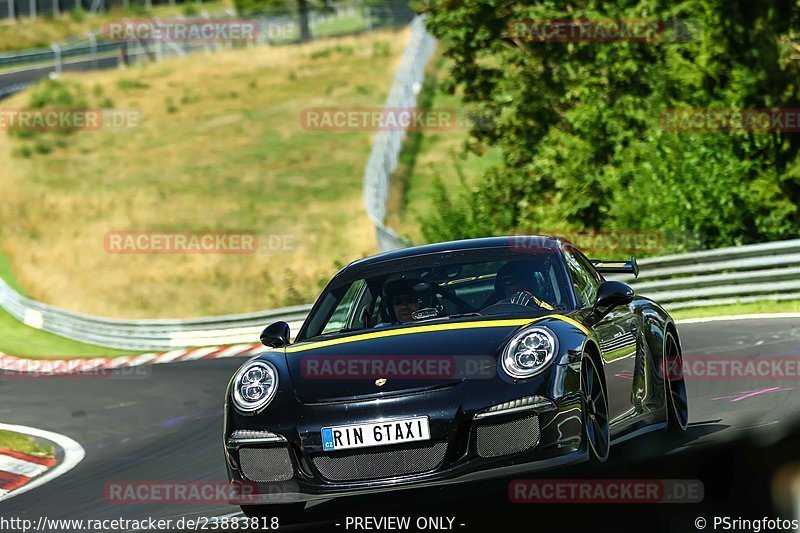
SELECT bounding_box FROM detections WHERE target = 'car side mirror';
[260,321,291,348]
[587,281,634,325]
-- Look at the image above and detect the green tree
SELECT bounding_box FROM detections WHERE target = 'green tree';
[416,0,800,252]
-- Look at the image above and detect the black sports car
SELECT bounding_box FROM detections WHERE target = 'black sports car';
[223,236,688,515]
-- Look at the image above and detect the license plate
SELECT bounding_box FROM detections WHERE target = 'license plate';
[321,416,430,451]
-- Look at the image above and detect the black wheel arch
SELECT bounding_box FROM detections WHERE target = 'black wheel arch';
[636,298,678,413]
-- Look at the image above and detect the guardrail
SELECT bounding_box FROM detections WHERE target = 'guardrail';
[3,238,798,351]
[362,15,435,251]
[0,275,310,351]
[0,2,412,97]
[608,238,800,310]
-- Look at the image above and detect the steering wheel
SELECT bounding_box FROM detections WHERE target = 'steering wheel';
[480,291,547,315]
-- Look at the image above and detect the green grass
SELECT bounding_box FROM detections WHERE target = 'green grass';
[0,429,55,458]
[316,12,369,38]
[0,241,137,358]
[671,299,800,320]
[0,306,138,358]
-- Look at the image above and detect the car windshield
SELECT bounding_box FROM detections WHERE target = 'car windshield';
[299,251,571,340]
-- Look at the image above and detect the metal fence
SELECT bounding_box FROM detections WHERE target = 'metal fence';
[0,274,311,350]
[0,1,414,98]
[0,0,399,21]
[362,14,435,251]
[2,238,798,351]
[607,238,800,310]
[0,0,193,20]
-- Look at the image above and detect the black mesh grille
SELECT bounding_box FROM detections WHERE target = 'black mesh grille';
[476,415,540,458]
[313,442,447,482]
[239,447,294,482]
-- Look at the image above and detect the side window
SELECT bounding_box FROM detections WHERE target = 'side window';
[321,280,367,334]
[563,249,600,308]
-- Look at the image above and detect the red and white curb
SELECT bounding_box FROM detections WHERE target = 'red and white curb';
[0,423,85,502]
[0,449,55,496]
[0,343,265,374]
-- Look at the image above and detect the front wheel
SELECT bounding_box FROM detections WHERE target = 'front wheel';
[582,354,610,462]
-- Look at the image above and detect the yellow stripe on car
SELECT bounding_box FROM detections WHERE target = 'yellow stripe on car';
[285,315,591,353]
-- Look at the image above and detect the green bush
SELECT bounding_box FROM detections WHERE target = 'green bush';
[117,79,150,90]
[27,79,87,110]
[33,139,53,155]
[416,0,800,252]
[371,41,390,58]
[69,6,86,22]
[7,79,88,139]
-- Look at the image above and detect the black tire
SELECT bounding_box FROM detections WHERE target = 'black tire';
[240,503,305,521]
[582,353,610,462]
[664,330,689,432]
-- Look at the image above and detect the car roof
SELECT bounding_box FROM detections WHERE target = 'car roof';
[343,235,566,272]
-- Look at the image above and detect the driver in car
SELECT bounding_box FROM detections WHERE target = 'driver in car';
[492,261,554,310]
[375,279,434,326]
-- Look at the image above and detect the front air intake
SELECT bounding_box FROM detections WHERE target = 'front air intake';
[476,415,540,458]
[238,447,294,482]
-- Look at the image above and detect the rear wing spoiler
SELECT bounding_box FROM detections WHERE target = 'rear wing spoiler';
[590,257,639,278]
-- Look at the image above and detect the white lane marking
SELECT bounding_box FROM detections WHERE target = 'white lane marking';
[104,402,138,410]
[0,423,85,502]
[0,455,49,477]
[0,489,7,497]
[677,313,800,325]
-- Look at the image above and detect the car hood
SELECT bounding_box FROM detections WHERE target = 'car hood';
[284,318,535,403]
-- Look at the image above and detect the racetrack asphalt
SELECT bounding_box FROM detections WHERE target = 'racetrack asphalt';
[0,317,798,531]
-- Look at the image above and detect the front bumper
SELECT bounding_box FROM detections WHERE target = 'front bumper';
[224,368,586,504]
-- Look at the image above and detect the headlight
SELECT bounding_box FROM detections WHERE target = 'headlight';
[232,361,278,413]
[501,327,558,379]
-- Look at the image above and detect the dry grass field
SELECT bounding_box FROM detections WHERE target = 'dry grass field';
[0,28,407,318]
